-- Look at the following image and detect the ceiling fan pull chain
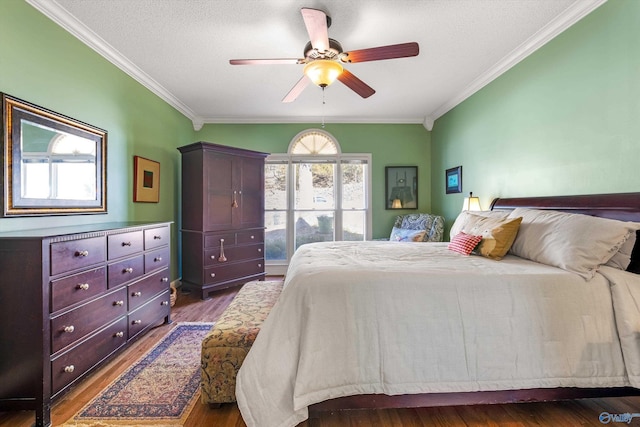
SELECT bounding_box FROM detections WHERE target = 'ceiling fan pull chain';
[321,87,326,128]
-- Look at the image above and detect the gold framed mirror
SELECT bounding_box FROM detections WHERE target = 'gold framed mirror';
[1,93,107,216]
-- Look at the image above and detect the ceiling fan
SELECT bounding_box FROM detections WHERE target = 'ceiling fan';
[229,7,419,103]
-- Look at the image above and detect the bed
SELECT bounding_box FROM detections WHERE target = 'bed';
[235,192,640,427]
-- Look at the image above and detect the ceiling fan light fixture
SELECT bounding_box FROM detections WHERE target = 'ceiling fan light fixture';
[303,60,343,88]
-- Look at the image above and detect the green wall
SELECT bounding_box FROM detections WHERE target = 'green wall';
[0,0,195,279]
[195,123,431,238]
[431,0,640,238]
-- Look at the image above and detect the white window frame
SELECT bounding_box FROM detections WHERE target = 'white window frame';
[265,132,372,276]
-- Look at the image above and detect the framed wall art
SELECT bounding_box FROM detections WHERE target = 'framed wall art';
[133,155,160,203]
[385,166,417,209]
[445,166,462,194]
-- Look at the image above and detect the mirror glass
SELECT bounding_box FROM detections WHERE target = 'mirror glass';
[2,94,107,216]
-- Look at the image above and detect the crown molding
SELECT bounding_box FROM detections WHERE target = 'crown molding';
[26,0,199,123]
[427,0,607,125]
[199,116,425,125]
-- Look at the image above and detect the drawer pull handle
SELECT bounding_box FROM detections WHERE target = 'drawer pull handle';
[231,190,238,208]
[114,300,124,306]
[218,239,227,262]
[63,325,75,333]
[210,273,216,278]
[121,241,132,247]
[64,365,75,373]
[132,319,142,325]
[161,301,169,306]
[76,250,89,257]
[258,248,262,253]
[124,267,134,274]
[154,257,163,262]
[258,263,262,268]
[161,277,169,282]
[154,235,162,240]
[115,331,124,338]
[250,235,255,239]
[133,291,142,297]
[77,283,90,290]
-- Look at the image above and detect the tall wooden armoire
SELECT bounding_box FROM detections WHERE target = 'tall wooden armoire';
[178,142,269,299]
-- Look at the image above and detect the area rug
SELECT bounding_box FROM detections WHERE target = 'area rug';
[62,322,214,427]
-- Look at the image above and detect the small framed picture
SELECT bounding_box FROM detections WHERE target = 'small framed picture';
[445,166,462,194]
[134,156,160,203]
[385,166,418,209]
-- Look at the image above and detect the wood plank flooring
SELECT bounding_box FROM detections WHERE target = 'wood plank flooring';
[2,280,640,427]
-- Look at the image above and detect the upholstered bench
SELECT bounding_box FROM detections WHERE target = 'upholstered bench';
[200,279,284,406]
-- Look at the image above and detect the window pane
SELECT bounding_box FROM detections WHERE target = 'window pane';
[343,211,366,241]
[294,163,334,209]
[265,163,287,210]
[295,211,334,249]
[265,211,287,261]
[342,162,366,209]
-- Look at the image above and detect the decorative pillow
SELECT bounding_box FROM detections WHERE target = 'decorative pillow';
[448,232,483,255]
[507,208,635,280]
[606,224,640,270]
[389,227,426,242]
[462,215,523,260]
[449,210,510,241]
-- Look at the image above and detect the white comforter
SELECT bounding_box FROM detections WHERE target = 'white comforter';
[236,241,636,427]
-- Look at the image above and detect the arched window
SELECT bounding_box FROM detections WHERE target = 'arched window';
[265,129,371,274]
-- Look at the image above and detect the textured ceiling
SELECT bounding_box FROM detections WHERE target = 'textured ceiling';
[28,0,606,130]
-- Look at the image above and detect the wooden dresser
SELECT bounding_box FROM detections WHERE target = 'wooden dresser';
[0,221,172,427]
[178,142,268,299]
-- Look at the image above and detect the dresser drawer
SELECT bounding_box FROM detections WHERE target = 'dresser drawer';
[144,247,170,273]
[204,259,264,285]
[204,243,263,267]
[51,316,128,395]
[128,268,170,311]
[237,229,264,245]
[108,230,144,260]
[144,225,170,250]
[50,267,107,312]
[108,255,144,288]
[128,290,171,339]
[50,236,106,276]
[51,287,127,354]
[204,231,236,248]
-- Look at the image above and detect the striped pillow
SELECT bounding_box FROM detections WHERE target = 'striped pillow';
[448,232,482,255]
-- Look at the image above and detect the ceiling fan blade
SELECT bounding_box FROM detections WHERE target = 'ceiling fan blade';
[301,8,329,52]
[337,69,375,99]
[341,42,419,63]
[282,76,310,103]
[230,58,303,65]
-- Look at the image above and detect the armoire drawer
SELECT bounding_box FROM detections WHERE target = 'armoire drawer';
[107,230,144,260]
[50,236,106,276]
[128,268,170,311]
[236,229,264,245]
[50,267,107,313]
[51,316,128,395]
[144,247,170,273]
[51,287,128,354]
[204,243,264,267]
[144,225,170,250]
[108,255,144,288]
[204,258,264,285]
[128,290,171,339]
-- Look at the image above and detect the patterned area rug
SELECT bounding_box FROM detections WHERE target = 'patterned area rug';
[62,322,214,427]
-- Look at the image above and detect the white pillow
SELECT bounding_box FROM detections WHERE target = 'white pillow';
[507,208,635,280]
[606,223,640,270]
[449,210,510,241]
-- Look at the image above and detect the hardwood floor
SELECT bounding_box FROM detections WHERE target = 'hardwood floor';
[2,280,639,427]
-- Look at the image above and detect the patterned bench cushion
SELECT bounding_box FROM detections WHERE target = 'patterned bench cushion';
[200,279,283,404]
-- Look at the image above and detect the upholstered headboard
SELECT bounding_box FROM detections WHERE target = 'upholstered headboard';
[490,192,640,222]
